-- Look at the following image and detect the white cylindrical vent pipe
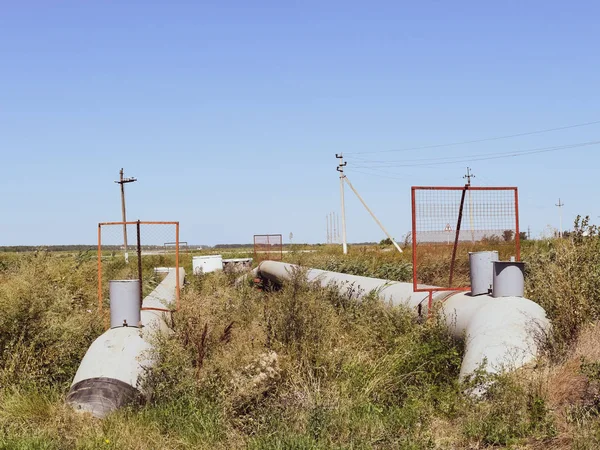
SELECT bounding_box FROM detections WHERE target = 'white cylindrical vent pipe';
[256,261,549,383]
[492,261,525,298]
[109,280,141,328]
[469,251,498,296]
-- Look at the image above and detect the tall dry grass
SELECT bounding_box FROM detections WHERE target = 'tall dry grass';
[1,227,600,448]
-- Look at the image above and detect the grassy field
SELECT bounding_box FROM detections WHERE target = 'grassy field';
[1,225,600,449]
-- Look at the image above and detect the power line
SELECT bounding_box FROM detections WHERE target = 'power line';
[345,169,406,180]
[349,140,600,165]
[348,140,600,168]
[345,119,600,155]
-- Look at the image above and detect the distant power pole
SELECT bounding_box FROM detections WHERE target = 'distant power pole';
[528,226,531,240]
[326,214,330,244]
[115,168,137,263]
[330,213,334,245]
[463,167,475,186]
[464,167,476,242]
[556,198,564,238]
[336,213,340,243]
[336,154,348,254]
[332,212,338,244]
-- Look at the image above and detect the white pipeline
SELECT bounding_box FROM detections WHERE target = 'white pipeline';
[257,261,549,381]
[67,268,185,418]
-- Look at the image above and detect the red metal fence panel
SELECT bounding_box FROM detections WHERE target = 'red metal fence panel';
[411,186,520,292]
[253,234,283,262]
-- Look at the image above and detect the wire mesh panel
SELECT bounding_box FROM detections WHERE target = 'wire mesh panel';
[98,221,181,316]
[253,234,283,262]
[164,241,189,255]
[411,186,520,291]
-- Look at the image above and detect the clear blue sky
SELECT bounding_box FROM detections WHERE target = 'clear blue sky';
[1,1,599,245]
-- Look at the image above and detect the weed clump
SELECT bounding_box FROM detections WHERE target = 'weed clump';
[0,252,102,389]
[526,215,600,358]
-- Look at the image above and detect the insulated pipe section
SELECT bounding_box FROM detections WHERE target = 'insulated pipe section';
[440,293,547,380]
[257,261,442,312]
[256,261,550,382]
[67,268,185,418]
[234,266,259,288]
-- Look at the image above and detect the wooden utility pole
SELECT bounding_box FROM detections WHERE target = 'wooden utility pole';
[115,168,137,263]
[556,198,564,238]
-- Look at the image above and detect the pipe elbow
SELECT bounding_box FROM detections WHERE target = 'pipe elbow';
[442,296,550,381]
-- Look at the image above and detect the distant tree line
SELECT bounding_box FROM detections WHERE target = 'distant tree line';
[0,244,180,253]
[0,241,401,253]
[0,245,96,253]
[213,244,252,249]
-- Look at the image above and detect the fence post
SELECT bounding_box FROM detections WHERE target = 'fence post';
[137,220,143,308]
[175,222,180,310]
[514,188,521,261]
[98,224,103,312]
[449,186,468,287]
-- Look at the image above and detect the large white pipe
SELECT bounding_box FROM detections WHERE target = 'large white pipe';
[257,261,549,382]
[67,268,184,418]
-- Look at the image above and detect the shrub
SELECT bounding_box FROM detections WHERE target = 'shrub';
[526,215,600,357]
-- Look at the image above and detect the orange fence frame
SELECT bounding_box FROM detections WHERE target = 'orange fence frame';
[253,234,283,262]
[411,186,520,299]
[97,221,181,314]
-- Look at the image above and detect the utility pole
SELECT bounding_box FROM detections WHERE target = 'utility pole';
[326,214,330,244]
[333,212,338,244]
[463,167,475,186]
[556,198,564,238]
[336,154,348,254]
[115,168,137,263]
[330,213,334,245]
[336,213,340,244]
[528,226,531,240]
[464,167,476,242]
